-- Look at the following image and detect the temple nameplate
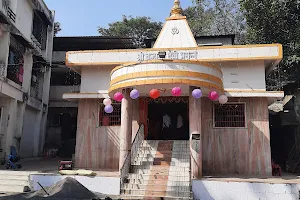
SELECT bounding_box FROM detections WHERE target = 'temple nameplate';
[137,50,198,61]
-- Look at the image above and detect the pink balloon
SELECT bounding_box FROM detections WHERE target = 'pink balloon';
[172,87,182,96]
[113,92,123,102]
[208,91,219,101]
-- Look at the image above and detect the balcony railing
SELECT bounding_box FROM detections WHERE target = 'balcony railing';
[6,64,23,86]
[30,67,45,101]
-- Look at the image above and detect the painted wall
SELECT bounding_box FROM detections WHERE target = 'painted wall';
[20,106,40,158]
[201,97,272,176]
[15,0,33,41]
[221,60,266,91]
[192,180,299,200]
[76,99,120,170]
[80,67,114,93]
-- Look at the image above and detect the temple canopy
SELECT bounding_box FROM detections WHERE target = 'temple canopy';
[64,0,283,100]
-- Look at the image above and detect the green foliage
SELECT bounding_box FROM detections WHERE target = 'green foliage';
[187,0,247,44]
[54,22,61,37]
[98,15,163,48]
[240,0,300,89]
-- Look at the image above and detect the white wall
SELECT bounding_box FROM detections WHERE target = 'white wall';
[0,31,9,76]
[15,0,33,42]
[20,106,40,158]
[221,60,266,91]
[0,97,10,159]
[192,180,299,200]
[80,67,114,93]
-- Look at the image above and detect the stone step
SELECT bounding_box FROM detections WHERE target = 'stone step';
[127,178,191,186]
[136,151,191,158]
[131,166,190,173]
[121,194,192,200]
[130,170,190,177]
[0,170,36,176]
[123,183,191,191]
[133,158,190,163]
[132,161,189,167]
[0,178,28,186]
[123,189,192,197]
[138,147,190,150]
[0,175,29,182]
[0,184,28,193]
[127,174,190,181]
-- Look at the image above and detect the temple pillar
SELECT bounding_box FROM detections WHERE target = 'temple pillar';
[119,89,133,171]
[189,87,202,178]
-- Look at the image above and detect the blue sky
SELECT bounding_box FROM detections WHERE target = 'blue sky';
[44,0,193,36]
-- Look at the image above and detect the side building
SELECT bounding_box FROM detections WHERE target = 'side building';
[0,0,54,161]
[46,36,135,158]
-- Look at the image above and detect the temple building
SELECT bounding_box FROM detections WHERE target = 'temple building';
[64,0,284,199]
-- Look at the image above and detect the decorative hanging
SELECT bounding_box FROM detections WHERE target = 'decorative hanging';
[208,91,219,101]
[103,98,112,106]
[172,87,182,96]
[113,92,123,102]
[104,105,114,113]
[149,89,160,99]
[130,89,139,99]
[192,89,202,99]
[218,95,228,104]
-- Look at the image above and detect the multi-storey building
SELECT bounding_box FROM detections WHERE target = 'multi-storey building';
[0,0,54,161]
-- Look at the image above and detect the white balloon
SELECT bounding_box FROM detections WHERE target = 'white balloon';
[218,95,228,104]
[103,98,112,106]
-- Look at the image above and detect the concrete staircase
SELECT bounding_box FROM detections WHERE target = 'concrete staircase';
[0,170,32,194]
[122,140,192,200]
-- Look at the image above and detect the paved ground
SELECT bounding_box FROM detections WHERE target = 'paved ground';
[0,157,119,177]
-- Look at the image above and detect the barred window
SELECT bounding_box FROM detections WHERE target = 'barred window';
[99,102,121,126]
[214,103,246,128]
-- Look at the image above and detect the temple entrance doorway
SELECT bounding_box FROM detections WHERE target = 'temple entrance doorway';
[147,97,189,140]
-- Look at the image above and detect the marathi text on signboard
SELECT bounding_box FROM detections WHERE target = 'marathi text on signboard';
[137,50,198,61]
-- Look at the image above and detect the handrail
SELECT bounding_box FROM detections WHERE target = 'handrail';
[120,124,144,187]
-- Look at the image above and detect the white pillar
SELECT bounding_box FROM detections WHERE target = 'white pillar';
[119,89,133,170]
[189,87,202,178]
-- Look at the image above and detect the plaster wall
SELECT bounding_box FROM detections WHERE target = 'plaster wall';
[221,60,266,91]
[192,180,299,200]
[80,67,113,93]
[15,0,33,41]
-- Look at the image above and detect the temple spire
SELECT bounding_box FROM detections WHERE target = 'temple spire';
[170,0,183,17]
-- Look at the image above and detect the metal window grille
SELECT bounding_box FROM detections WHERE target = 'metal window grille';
[99,101,121,126]
[214,103,246,128]
[32,12,47,49]
[30,58,44,101]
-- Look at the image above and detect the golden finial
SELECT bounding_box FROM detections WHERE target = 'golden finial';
[170,0,183,17]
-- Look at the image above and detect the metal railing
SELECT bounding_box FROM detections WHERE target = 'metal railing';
[6,64,22,85]
[120,124,144,187]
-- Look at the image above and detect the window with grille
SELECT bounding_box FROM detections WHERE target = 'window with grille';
[214,103,246,128]
[99,102,121,126]
[32,12,47,49]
